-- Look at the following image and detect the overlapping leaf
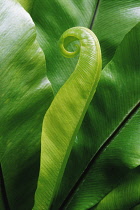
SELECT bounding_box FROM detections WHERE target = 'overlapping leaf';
[65,103,140,209]
[26,1,140,207]
[91,0,140,67]
[93,166,140,210]
[0,0,140,209]
[53,17,140,210]
[0,0,53,209]
[30,0,140,92]
[30,0,98,93]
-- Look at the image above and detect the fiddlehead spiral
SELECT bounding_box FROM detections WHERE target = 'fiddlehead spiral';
[33,27,102,210]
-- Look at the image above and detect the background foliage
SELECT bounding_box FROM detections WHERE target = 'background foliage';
[0,0,140,209]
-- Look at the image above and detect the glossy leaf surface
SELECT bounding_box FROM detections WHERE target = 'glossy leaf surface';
[29,2,140,207]
[0,0,53,209]
[54,22,140,208]
[91,0,140,67]
[33,27,102,210]
[65,104,140,209]
[0,0,140,209]
[31,0,98,93]
[30,0,140,92]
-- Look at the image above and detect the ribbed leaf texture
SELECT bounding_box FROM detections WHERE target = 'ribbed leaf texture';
[0,0,140,209]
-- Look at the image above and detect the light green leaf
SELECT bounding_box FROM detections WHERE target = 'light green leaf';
[33,26,102,210]
[16,0,34,12]
[0,0,53,209]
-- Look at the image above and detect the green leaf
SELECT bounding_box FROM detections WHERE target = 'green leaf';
[94,167,140,210]
[65,103,140,209]
[29,2,140,206]
[30,0,140,92]
[53,22,140,209]
[30,0,98,93]
[1,1,140,209]
[91,0,140,67]
[0,0,53,209]
[16,0,34,12]
[33,26,102,210]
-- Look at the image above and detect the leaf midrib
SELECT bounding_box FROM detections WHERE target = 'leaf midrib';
[89,0,101,29]
[59,101,140,209]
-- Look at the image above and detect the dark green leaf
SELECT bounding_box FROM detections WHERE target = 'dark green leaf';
[91,0,140,67]
[93,167,140,210]
[0,167,6,210]
[65,104,140,209]
[132,204,140,210]
[0,0,53,209]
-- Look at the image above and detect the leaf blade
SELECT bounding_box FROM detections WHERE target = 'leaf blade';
[65,100,140,209]
[0,0,53,209]
[33,27,102,210]
[94,167,140,210]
